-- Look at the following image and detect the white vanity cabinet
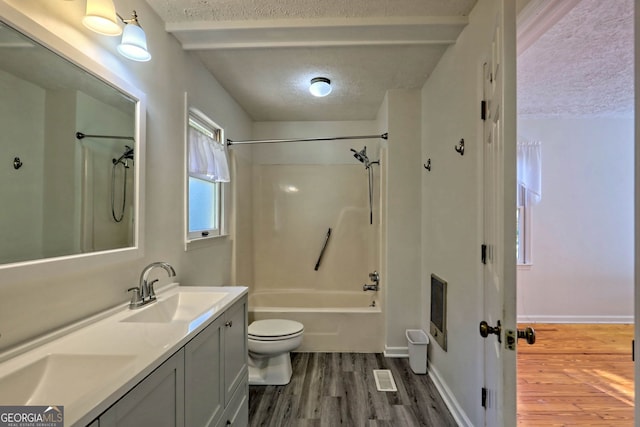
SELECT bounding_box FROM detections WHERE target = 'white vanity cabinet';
[185,296,248,427]
[94,295,248,427]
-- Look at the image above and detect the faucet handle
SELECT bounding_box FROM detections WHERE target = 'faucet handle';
[127,287,142,308]
[369,271,380,283]
[148,279,159,301]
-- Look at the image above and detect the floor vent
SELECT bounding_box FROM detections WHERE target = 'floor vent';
[373,369,397,392]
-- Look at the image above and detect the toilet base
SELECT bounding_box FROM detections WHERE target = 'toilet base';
[248,352,292,385]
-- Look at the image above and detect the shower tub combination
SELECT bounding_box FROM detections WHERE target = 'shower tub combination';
[246,134,385,353]
[249,289,383,353]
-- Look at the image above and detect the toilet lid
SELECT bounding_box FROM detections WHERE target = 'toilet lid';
[248,319,304,338]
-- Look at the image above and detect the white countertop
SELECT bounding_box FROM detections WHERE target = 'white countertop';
[0,283,248,426]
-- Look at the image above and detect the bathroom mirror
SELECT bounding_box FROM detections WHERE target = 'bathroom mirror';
[0,19,143,269]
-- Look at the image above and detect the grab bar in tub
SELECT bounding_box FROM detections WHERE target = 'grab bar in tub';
[314,228,332,271]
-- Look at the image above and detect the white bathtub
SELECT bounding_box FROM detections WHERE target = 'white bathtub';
[248,289,384,352]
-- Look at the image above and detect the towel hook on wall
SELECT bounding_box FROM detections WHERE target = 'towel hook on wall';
[454,139,464,156]
[423,158,431,171]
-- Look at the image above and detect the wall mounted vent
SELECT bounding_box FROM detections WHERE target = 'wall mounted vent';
[430,274,448,351]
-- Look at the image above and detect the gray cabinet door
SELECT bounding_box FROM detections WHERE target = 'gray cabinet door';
[185,315,225,427]
[99,349,185,427]
[223,297,247,405]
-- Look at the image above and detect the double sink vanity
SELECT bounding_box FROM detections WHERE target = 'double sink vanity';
[0,283,249,426]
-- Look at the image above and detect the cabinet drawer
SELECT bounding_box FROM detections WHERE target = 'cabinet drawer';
[218,374,248,427]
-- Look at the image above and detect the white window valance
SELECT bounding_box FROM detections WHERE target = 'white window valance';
[517,138,541,206]
[188,125,230,183]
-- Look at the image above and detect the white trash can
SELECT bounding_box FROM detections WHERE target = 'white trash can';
[406,329,429,374]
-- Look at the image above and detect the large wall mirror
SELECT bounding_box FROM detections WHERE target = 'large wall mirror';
[0,18,144,270]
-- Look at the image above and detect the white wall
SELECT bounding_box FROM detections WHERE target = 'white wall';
[517,117,634,322]
[421,1,500,425]
[383,90,423,353]
[42,90,79,258]
[0,70,45,263]
[0,0,252,351]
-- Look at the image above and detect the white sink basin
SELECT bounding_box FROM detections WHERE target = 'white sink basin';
[121,291,228,323]
[0,354,136,405]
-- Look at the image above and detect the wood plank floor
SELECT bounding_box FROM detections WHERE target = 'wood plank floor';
[248,352,457,427]
[517,324,634,426]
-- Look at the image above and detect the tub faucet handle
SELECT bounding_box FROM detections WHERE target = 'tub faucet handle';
[363,283,379,292]
[369,271,380,283]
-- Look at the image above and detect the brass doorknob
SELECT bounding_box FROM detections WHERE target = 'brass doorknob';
[479,320,501,339]
[517,326,536,345]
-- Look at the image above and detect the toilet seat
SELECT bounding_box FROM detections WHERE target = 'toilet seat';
[248,319,304,341]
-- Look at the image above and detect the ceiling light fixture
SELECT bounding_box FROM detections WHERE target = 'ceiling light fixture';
[309,77,332,97]
[82,0,151,62]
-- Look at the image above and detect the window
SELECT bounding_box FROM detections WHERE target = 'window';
[186,112,229,241]
[516,186,532,265]
[516,139,541,265]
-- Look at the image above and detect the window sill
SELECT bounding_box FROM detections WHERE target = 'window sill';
[185,234,228,252]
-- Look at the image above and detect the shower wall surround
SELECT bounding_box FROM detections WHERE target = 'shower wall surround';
[253,164,379,291]
[248,120,385,352]
[250,121,381,294]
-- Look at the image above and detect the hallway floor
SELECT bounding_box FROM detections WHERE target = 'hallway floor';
[517,323,634,426]
[248,352,457,426]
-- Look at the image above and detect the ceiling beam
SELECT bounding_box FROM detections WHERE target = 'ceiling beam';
[165,16,468,50]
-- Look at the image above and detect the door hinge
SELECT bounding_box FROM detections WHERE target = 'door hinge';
[481,387,487,408]
[481,244,487,264]
[480,100,487,121]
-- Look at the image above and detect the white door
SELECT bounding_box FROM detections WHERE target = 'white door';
[481,1,517,426]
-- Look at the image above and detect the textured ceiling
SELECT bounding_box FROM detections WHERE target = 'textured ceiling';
[146,0,633,121]
[517,0,634,118]
[193,44,448,121]
[146,0,477,121]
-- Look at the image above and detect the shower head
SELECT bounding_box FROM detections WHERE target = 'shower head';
[113,145,135,167]
[350,146,369,165]
[123,145,134,160]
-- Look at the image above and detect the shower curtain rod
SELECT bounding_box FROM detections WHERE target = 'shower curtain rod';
[226,132,388,146]
[76,131,135,141]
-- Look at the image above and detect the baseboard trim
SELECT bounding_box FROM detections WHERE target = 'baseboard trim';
[428,363,473,427]
[517,315,634,324]
[383,346,408,358]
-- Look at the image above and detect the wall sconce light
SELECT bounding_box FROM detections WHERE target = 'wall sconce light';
[309,77,332,97]
[116,11,151,62]
[82,0,151,62]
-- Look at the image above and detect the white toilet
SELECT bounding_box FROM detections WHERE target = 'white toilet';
[247,319,304,385]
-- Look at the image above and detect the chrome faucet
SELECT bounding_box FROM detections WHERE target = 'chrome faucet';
[128,262,176,309]
[363,270,380,292]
